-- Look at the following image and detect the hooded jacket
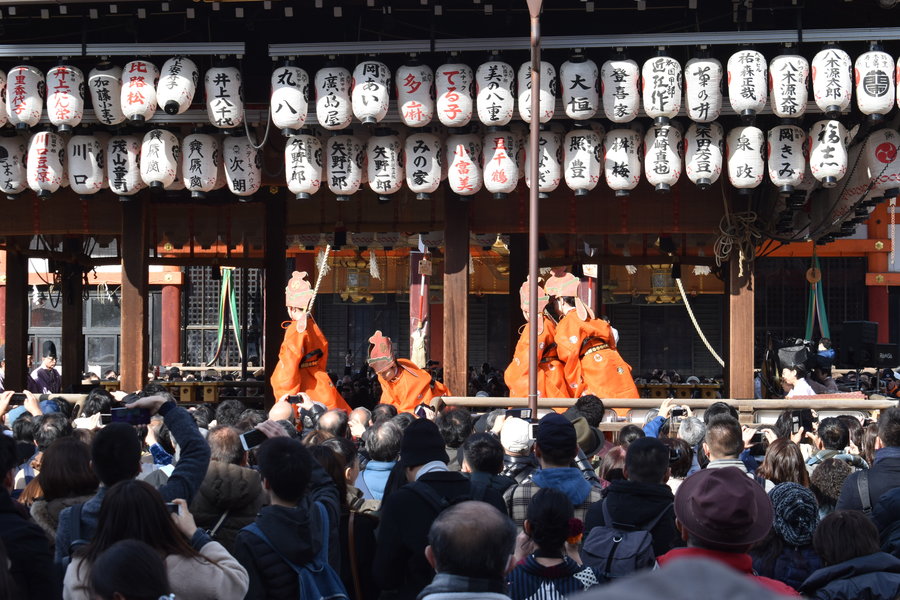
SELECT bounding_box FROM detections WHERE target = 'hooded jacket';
[30,494,94,545]
[0,488,57,600]
[799,552,900,600]
[190,461,268,554]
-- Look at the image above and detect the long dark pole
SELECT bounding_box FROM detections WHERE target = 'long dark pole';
[527,0,543,417]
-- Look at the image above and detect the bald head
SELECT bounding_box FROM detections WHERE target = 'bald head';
[426,501,516,580]
[318,409,349,438]
[350,407,371,427]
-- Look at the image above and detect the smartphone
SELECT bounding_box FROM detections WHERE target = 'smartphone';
[415,404,428,418]
[528,422,539,440]
[671,407,686,418]
[750,431,765,445]
[240,428,268,451]
[506,408,532,420]
[110,407,151,426]
[10,393,27,403]
[100,413,112,425]
[164,502,180,515]
[791,409,816,434]
[287,395,304,404]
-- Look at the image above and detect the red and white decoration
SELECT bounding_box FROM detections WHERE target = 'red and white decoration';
[518,61,556,123]
[684,56,723,123]
[107,134,144,198]
[88,64,125,126]
[767,124,806,193]
[396,62,434,127]
[26,131,65,198]
[769,52,809,119]
[157,56,198,116]
[604,128,642,195]
[223,136,261,197]
[140,129,180,189]
[315,66,353,130]
[121,60,159,123]
[405,131,442,199]
[205,66,244,130]
[641,53,682,124]
[855,47,894,119]
[0,135,28,196]
[182,132,219,199]
[560,56,599,120]
[726,125,765,190]
[525,129,561,197]
[600,58,640,123]
[483,127,518,197]
[367,130,404,199]
[67,134,105,196]
[475,60,515,126]
[6,65,44,129]
[863,128,900,198]
[811,46,852,117]
[46,65,84,132]
[643,124,682,192]
[352,60,391,124]
[446,132,483,196]
[685,122,724,189]
[326,133,364,200]
[727,50,767,118]
[809,119,850,187]
[285,131,322,200]
[564,125,602,195]
[435,63,474,127]
[271,64,310,134]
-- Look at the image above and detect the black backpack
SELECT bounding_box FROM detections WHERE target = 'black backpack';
[580,500,671,579]
[406,479,489,513]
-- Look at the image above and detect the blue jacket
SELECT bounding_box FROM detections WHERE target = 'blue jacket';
[357,460,395,500]
[799,552,900,600]
[751,543,822,591]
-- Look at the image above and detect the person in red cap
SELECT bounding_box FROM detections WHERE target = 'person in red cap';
[368,330,449,415]
[545,271,639,399]
[270,271,351,412]
[504,277,570,403]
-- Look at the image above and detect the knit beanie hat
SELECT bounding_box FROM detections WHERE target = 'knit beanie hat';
[769,482,819,547]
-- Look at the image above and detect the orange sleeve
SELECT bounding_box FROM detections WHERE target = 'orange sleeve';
[270,326,303,400]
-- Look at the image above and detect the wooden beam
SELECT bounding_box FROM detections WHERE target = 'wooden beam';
[764,238,891,257]
[160,266,182,367]
[867,204,890,343]
[60,239,84,390]
[443,196,469,397]
[3,243,28,391]
[120,199,149,392]
[263,190,287,410]
[726,257,755,399]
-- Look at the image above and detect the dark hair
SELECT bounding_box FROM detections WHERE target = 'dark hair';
[302,430,334,446]
[367,420,403,462]
[235,409,267,433]
[525,487,574,552]
[773,411,794,440]
[391,412,416,430]
[11,413,35,444]
[462,433,504,474]
[91,423,142,486]
[191,405,215,430]
[0,434,16,475]
[436,407,473,449]
[574,395,606,427]
[321,436,358,467]
[817,417,849,451]
[836,415,863,450]
[89,539,171,600]
[813,510,881,566]
[317,409,349,438]
[756,439,810,487]
[81,388,113,418]
[215,399,247,427]
[37,437,98,500]
[624,437,670,484]
[32,413,72,452]
[660,437,693,478]
[810,458,852,511]
[704,401,739,424]
[617,424,645,447]
[427,502,516,579]
[371,403,398,424]
[599,445,627,482]
[207,426,244,465]
[704,415,744,459]
[257,437,313,503]
[861,423,879,467]
[878,406,900,447]
[308,445,348,511]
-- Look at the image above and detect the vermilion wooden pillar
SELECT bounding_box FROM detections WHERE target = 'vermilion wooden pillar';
[4,243,28,392]
[160,266,182,366]
[443,196,469,396]
[867,204,890,343]
[726,257,755,399]
[120,199,149,392]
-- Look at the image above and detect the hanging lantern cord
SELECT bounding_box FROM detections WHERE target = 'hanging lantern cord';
[714,180,760,277]
[675,276,725,368]
[240,58,272,152]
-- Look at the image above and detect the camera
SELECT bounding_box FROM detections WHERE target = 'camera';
[164,502,180,515]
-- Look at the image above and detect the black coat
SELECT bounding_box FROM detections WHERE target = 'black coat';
[835,452,900,512]
[0,489,58,600]
[799,552,900,600]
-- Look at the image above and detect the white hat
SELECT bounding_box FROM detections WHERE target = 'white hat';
[500,417,533,453]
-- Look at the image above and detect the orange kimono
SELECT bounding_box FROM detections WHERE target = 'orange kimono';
[270,316,351,412]
[504,317,570,401]
[554,312,639,399]
[377,358,450,414]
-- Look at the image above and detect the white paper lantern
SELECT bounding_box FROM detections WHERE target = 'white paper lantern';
[560,56,599,120]
[475,60,515,126]
[809,119,849,187]
[446,131,483,196]
[46,65,84,132]
[121,60,158,123]
[727,50,767,119]
[205,66,244,130]
[223,137,261,198]
[810,47,852,119]
[685,122,724,189]
[518,61,556,123]
[0,71,7,128]
[405,131,441,199]
[326,133,364,200]
[107,135,144,198]
[642,53,683,124]
[767,125,806,194]
[483,127,518,198]
[0,135,28,197]
[157,56,199,116]
[435,63,474,127]
[643,124,682,192]
[864,128,900,198]
[166,155,186,191]
[27,131,65,198]
[182,133,219,199]
[6,65,44,130]
[524,129,561,198]
[315,65,353,131]
[396,63,434,128]
[604,128,642,196]
[140,129,179,189]
[88,64,125,126]
[367,130,404,201]
[564,125,602,195]
[352,60,390,125]
[726,125,765,190]
[284,131,322,200]
[684,56,723,123]
[66,134,104,196]
[855,46,895,120]
[509,121,527,180]
[271,63,309,135]
[769,53,809,119]
[601,58,640,123]
[213,135,228,191]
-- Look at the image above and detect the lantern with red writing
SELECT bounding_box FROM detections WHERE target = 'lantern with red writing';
[435,63,473,127]
[285,130,322,200]
[327,131,364,201]
[157,56,199,116]
[396,61,434,128]
[476,59,515,126]
[140,129,179,189]
[767,124,806,194]
[352,60,390,125]
[642,52,682,126]
[855,44,894,121]
[769,51,809,120]
[446,130,483,197]
[809,119,850,187]
[88,64,125,126]
[525,128,561,198]
[206,65,244,131]
[644,124,682,193]
[684,54,723,123]
[604,128,642,196]
[46,65,84,132]
[685,122,724,190]
[0,71,7,128]
[727,49,767,120]
[405,131,441,199]
[271,62,309,136]
[6,65,44,130]
[560,55,599,120]
[121,60,158,123]
[483,127,518,199]
[67,134,104,197]
[367,129,404,202]
[726,125,765,191]
[564,125,602,196]
[224,137,261,198]
[518,61,556,123]
[315,65,353,131]
[27,131,65,198]
[601,56,640,123]
[0,134,27,198]
[107,134,144,199]
[811,45,852,119]
[864,128,900,199]
[182,132,219,199]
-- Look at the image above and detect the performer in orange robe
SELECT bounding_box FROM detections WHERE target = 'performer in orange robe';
[546,272,639,399]
[270,271,351,412]
[368,330,450,414]
[504,278,570,401]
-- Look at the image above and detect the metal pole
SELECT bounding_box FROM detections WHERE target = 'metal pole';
[527,0,543,417]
